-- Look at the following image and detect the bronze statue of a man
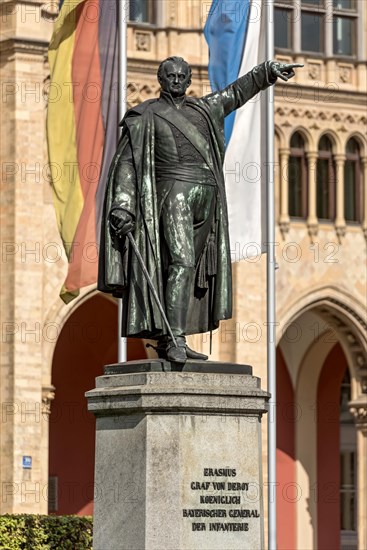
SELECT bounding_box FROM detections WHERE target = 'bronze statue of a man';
[98,57,301,362]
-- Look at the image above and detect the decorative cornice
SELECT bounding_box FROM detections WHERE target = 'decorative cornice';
[0,38,48,61]
[274,83,367,105]
[275,106,366,126]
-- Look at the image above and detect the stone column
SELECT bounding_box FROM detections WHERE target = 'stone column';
[324,2,333,58]
[279,148,290,238]
[362,156,367,240]
[293,5,301,53]
[334,154,346,241]
[349,399,367,550]
[86,361,269,550]
[41,385,55,513]
[306,151,319,240]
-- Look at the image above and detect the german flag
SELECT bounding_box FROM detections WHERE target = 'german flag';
[47,0,119,303]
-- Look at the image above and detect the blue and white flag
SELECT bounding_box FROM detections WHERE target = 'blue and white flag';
[204,0,266,259]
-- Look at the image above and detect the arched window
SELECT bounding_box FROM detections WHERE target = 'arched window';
[317,135,336,220]
[344,138,362,223]
[288,132,308,218]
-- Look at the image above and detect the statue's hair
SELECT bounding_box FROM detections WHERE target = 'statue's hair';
[157,56,192,81]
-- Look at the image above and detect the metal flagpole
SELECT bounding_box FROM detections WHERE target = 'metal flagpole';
[266,0,276,548]
[117,0,128,362]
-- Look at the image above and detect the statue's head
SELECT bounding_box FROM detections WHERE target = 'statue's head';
[157,56,192,98]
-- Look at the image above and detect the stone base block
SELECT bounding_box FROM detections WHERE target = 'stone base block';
[86,360,269,550]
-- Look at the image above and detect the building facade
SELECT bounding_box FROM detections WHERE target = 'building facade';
[0,1,366,548]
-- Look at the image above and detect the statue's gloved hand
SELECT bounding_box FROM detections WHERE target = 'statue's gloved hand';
[269,61,304,82]
[109,207,135,237]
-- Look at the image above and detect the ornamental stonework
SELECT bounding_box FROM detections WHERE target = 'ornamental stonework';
[135,31,151,52]
[349,400,367,434]
[308,62,322,80]
[339,64,353,84]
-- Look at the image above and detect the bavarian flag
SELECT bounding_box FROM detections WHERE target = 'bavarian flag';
[47,0,119,303]
[204,0,266,258]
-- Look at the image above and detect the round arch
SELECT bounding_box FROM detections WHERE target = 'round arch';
[316,130,342,155]
[276,299,363,549]
[344,132,367,157]
[48,293,147,515]
[275,124,286,149]
[42,286,113,387]
[276,285,366,395]
[289,126,314,152]
[276,288,366,548]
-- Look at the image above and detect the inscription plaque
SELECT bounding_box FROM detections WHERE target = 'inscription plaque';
[182,467,261,534]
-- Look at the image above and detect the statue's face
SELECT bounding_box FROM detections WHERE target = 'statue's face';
[159,60,191,97]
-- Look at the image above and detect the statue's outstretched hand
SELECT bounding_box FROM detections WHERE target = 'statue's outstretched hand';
[109,207,135,237]
[270,61,304,82]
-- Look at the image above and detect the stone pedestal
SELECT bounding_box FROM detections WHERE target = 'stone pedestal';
[86,360,269,550]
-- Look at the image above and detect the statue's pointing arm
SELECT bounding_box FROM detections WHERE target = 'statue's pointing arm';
[219,60,303,116]
[219,61,276,116]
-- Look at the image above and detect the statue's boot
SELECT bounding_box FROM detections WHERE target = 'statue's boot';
[186,346,208,361]
[166,336,187,363]
[152,337,208,362]
[167,296,209,360]
[164,265,208,362]
[164,265,194,364]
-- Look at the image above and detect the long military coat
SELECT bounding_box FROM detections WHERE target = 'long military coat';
[98,62,274,338]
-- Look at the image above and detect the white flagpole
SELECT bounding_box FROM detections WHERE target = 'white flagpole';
[117,0,127,362]
[266,0,276,548]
